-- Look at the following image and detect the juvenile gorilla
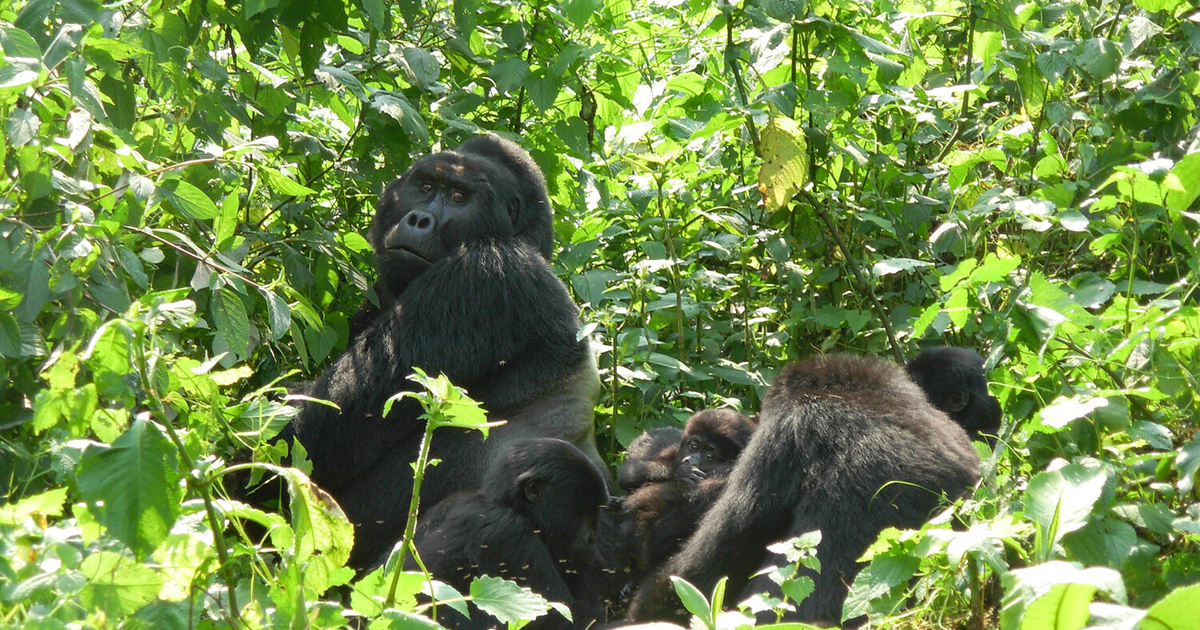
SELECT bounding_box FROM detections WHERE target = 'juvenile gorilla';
[906,346,1002,442]
[630,354,980,625]
[414,439,609,630]
[616,426,684,493]
[271,136,603,569]
[620,410,756,572]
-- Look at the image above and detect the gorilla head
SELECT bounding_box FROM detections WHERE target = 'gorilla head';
[675,409,757,485]
[369,135,554,301]
[483,438,609,562]
[906,346,1002,442]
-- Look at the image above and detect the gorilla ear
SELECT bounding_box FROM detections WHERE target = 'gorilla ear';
[521,475,544,503]
[948,390,970,414]
[506,198,521,225]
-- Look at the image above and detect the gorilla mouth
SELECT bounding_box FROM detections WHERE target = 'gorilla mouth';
[388,245,434,265]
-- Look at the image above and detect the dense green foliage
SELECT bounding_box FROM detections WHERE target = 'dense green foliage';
[2,0,1199,627]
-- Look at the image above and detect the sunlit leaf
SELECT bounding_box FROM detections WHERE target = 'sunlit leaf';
[76,418,184,559]
[758,114,809,211]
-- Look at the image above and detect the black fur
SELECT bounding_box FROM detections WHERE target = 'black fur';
[268,136,603,569]
[906,346,1002,442]
[629,354,981,625]
[621,409,756,573]
[414,439,608,630]
[616,427,683,493]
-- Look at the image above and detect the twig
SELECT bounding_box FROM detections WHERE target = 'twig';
[801,191,905,363]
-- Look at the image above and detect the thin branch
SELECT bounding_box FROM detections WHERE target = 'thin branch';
[801,191,905,364]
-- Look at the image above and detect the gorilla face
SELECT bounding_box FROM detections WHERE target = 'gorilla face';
[371,152,518,298]
[674,409,756,485]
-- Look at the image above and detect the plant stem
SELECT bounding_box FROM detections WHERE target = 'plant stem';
[384,416,437,608]
[803,191,905,364]
[137,330,243,628]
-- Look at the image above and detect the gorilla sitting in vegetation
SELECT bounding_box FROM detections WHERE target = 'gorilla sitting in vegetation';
[629,353,981,625]
[267,136,603,569]
[413,439,609,630]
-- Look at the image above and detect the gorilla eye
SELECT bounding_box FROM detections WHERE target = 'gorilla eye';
[703,451,715,463]
[687,439,700,452]
[450,189,468,203]
[949,391,970,414]
[419,181,434,193]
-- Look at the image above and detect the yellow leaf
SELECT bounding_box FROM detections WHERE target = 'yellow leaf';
[758,115,810,211]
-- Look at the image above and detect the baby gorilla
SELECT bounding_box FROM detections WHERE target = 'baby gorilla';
[619,409,757,573]
[416,439,609,630]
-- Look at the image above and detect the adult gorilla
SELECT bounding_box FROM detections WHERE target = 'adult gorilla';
[629,353,980,624]
[272,136,603,569]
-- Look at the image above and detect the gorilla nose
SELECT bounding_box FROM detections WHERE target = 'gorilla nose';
[402,210,436,234]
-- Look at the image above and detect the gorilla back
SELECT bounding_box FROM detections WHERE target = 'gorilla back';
[630,353,980,624]
[273,136,603,569]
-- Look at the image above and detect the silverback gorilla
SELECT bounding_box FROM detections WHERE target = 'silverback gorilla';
[272,136,603,569]
[629,353,981,624]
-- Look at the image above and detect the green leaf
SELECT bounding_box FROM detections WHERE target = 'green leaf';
[759,0,809,22]
[872,258,932,277]
[1024,464,1108,551]
[159,179,220,220]
[0,64,38,90]
[370,91,429,144]
[243,0,280,18]
[0,487,68,525]
[1076,38,1121,82]
[361,0,387,30]
[1,27,42,58]
[0,312,20,358]
[398,47,439,87]
[262,167,317,197]
[76,418,184,560]
[758,114,809,211]
[79,551,164,617]
[82,320,134,376]
[1164,153,1200,212]
[262,290,292,341]
[278,467,354,566]
[1000,563,1125,630]
[490,57,529,94]
[7,107,39,146]
[563,0,602,27]
[528,72,560,111]
[212,287,251,356]
[1021,583,1095,630]
[470,576,557,625]
[670,576,712,622]
[1131,0,1183,12]
[1140,583,1200,630]
[1062,519,1137,568]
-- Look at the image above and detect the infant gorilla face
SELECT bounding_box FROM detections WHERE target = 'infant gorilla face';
[674,409,756,485]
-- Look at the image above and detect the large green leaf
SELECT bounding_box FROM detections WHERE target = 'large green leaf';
[79,551,164,617]
[158,179,219,220]
[1139,583,1200,630]
[470,576,558,625]
[212,287,251,357]
[76,418,184,559]
[1021,583,1095,630]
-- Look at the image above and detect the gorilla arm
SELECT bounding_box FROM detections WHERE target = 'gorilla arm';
[282,238,591,492]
